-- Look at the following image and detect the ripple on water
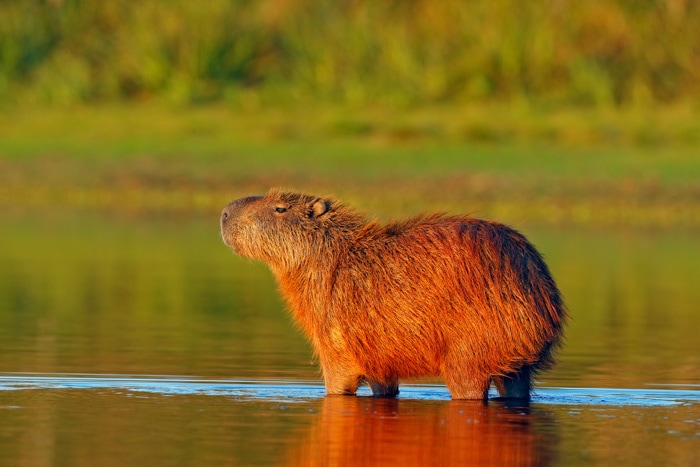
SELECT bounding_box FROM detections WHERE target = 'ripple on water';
[0,374,698,407]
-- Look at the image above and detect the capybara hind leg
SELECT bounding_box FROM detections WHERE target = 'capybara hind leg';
[493,366,532,400]
[324,377,361,395]
[368,379,399,398]
[444,373,490,400]
[322,365,362,396]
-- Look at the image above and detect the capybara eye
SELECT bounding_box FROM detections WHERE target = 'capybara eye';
[274,206,287,214]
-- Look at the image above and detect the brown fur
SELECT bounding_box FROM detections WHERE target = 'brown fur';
[220,189,566,400]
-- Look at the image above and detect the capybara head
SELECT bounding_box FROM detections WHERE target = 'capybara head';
[220,189,365,272]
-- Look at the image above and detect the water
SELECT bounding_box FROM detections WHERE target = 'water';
[1,209,699,466]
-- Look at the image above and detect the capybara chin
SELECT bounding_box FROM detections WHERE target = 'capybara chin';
[220,189,566,400]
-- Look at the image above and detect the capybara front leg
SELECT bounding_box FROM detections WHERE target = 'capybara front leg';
[368,379,399,398]
[493,366,532,400]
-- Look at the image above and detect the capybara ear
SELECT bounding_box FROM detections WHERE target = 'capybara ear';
[310,198,330,218]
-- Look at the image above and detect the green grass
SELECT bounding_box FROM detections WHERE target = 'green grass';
[2,1,700,110]
[1,104,699,228]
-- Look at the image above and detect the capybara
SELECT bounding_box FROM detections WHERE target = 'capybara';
[220,189,566,400]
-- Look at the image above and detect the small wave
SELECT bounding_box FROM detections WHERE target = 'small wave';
[0,373,698,406]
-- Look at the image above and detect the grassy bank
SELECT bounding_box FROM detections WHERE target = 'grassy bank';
[1,105,699,229]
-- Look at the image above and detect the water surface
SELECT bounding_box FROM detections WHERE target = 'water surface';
[0,209,698,465]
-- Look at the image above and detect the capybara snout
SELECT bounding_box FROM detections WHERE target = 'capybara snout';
[220,195,262,227]
[220,196,267,259]
[221,188,567,400]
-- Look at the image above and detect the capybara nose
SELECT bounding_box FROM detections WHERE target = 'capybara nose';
[221,206,231,226]
[221,196,263,228]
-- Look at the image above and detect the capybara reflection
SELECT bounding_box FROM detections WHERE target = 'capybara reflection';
[220,189,566,400]
[287,397,556,466]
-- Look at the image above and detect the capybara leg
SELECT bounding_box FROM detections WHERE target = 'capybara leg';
[443,353,491,400]
[324,377,361,395]
[320,355,363,396]
[368,379,399,398]
[322,367,362,396]
[493,366,532,400]
[444,372,490,400]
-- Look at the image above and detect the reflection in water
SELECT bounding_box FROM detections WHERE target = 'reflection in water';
[0,378,698,465]
[288,397,556,466]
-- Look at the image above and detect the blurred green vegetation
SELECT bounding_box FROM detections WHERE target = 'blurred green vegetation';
[1,0,699,109]
[1,105,699,229]
[1,1,699,228]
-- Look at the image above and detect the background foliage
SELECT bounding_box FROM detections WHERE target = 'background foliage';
[1,0,699,108]
[1,0,699,227]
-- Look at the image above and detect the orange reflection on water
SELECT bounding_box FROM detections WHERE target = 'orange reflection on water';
[288,396,556,466]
